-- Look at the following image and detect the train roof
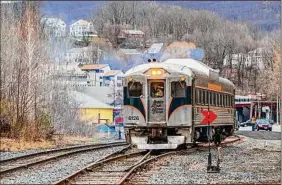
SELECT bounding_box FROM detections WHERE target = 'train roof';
[124,58,234,87]
[124,62,193,77]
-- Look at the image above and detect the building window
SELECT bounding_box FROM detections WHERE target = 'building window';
[171,81,186,98]
[128,81,142,97]
[117,76,122,80]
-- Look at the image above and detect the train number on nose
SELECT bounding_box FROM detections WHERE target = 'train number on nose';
[128,116,139,120]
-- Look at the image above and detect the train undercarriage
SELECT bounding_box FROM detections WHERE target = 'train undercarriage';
[125,125,234,149]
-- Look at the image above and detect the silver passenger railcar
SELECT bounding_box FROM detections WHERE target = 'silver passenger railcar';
[123,58,235,149]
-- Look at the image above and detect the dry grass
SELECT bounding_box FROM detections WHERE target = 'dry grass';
[0,133,109,151]
[0,137,53,151]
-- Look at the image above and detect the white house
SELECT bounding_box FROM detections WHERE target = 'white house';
[69,19,97,38]
[64,46,104,64]
[41,17,66,37]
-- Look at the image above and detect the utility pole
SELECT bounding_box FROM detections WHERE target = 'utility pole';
[277,92,279,124]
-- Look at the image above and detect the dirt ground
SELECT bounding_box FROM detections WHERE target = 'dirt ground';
[0,133,109,151]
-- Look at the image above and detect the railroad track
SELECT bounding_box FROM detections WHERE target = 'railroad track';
[54,135,241,185]
[0,142,127,176]
[127,135,242,184]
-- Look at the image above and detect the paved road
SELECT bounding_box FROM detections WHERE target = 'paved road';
[235,130,281,140]
[239,125,281,132]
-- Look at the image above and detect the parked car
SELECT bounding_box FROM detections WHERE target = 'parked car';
[255,119,272,131]
[268,119,275,125]
[239,120,251,127]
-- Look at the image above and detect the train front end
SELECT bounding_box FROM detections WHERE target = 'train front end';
[123,61,194,150]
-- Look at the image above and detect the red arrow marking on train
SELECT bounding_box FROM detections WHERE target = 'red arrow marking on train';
[201,110,217,124]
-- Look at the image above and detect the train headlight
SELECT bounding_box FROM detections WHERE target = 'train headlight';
[128,77,133,81]
[151,70,162,75]
[180,76,185,81]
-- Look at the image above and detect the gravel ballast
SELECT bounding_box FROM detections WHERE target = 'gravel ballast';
[0,138,125,161]
[144,136,281,184]
[0,146,126,184]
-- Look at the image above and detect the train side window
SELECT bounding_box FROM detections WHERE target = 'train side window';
[231,96,233,107]
[227,95,230,107]
[224,95,227,107]
[209,91,212,105]
[212,92,215,106]
[201,90,205,105]
[171,81,186,98]
[199,90,202,105]
[128,81,143,97]
[205,90,208,105]
[151,82,164,98]
[222,94,225,107]
[196,89,200,104]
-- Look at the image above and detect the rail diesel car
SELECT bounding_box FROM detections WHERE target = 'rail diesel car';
[123,58,235,149]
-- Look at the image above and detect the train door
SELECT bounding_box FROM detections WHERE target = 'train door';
[148,80,166,123]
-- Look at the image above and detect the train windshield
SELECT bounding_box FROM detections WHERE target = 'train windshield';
[128,81,143,97]
[171,81,186,97]
[151,82,164,98]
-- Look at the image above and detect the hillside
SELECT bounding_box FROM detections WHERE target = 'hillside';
[40,1,280,31]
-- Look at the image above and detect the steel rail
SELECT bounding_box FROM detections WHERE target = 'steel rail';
[0,142,127,176]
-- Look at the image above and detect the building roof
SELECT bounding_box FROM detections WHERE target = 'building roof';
[67,47,90,53]
[167,42,196,49]
[122,30,144,35]
[78,87,115,105]
[80,64,108,70]
[69,91,113,109]
[103,70,122,77]
[71,19,91,26]
[119,49,141,55]
[146,43,164,54]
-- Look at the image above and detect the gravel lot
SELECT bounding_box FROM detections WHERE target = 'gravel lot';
[142,136,281,184]
[0,146,126,184]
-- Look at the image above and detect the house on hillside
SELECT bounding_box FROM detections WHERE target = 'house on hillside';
[41,17,66,37]
[117,49,142,61]
[160,42,196,61]
[70,19,97,38]
[65,46,104,64]
[143,43,164,60]
[50,62,89,86]
[70,91,113,124]
[118,29,145,48]
[79,64,110,86]
[223,47,268,70]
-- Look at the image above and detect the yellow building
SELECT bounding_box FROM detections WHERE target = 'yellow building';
[70,91,114,124]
